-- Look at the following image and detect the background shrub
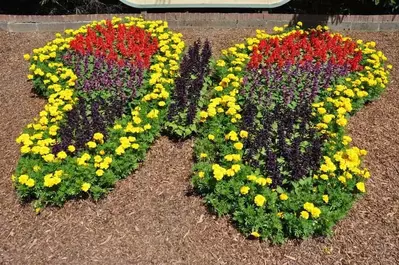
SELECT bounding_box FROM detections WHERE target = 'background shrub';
[0,0,398,15]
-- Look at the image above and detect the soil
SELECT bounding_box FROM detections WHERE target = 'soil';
[0,28,398,265]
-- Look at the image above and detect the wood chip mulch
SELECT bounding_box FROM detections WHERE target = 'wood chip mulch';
[0,28,398,265]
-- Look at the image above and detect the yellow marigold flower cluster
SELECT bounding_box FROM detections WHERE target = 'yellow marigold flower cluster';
[224,154,241,162]
[43,170,63,187]
[16,85,76,161]
[246,175,273,187]
[301,202,321,219]
[18,174,35,187]
[212,164,228,181]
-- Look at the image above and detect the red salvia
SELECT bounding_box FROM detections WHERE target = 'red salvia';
[69,20,159,68]
[248,30,363,71]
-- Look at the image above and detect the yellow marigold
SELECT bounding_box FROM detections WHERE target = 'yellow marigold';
[234,142,243,150]
[310,207,321,218]
[208,134,215,141]
[93,132,104,141]
[26,178,35,187]
[147,109,159,119]
[323,114,335,124]
[356,182,366,193]
[50,75,59,83]
[56,151,67,159]
[338,176,346,184]
[216,60,226,67]
[336,116,348,127]
[240,186,250,195]
[322,195,329,203]
[43,174,61,187]
[133,116,142,124]
[316,123,328,130]
[94,155,102,163]
[254,194,266,207]
[226,169,235,176]
[239,130,248,138]
[320,174,329,180]
[18,174,29,185]
[303,202,315,212]
[81,182,91,192]
[54,170,63,178]
[224,154,234,162]
[200,153,208,158]
[67,145,76,153]
[63,104,73,111]
[20,145,31,154]
[115,146,125,155]
[317,107,326,114]
[208,107,217,117]
[212,164,226,181]
[300,211,309,219]
[342,135,352,145]
[96,169,104,176]
[251,231,260,238]
[359,149,368,156]
[198,171,205,178]
[363,169,370,179]
[215,86,223,92]
[113,124,122,130]
[87,141,97,149]
[42,154,55,162]
[279,193,288,201]
[199,111,208,119]
[226,131,238,141]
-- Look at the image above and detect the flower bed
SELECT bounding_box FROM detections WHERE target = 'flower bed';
[14,17,185,208]
[14,20,391,243]
[192,24,391,242]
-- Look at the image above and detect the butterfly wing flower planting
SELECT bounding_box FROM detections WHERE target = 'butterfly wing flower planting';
[192,24,391,243]
[15,20,391,243]
[15,17,185,208]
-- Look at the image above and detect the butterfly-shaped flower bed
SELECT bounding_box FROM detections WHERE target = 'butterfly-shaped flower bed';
[14,20,391,243]
[192,25,391,243]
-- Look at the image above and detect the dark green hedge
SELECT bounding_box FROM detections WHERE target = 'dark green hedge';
[0,0,133,15]
[0,0,398,16]
[271,0,399,15]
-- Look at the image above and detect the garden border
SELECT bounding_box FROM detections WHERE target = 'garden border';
[0,13,398,32]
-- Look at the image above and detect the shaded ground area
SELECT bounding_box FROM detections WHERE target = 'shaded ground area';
[0,28,398,265]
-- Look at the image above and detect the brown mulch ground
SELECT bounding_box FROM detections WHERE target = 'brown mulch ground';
[0,28,398,265]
